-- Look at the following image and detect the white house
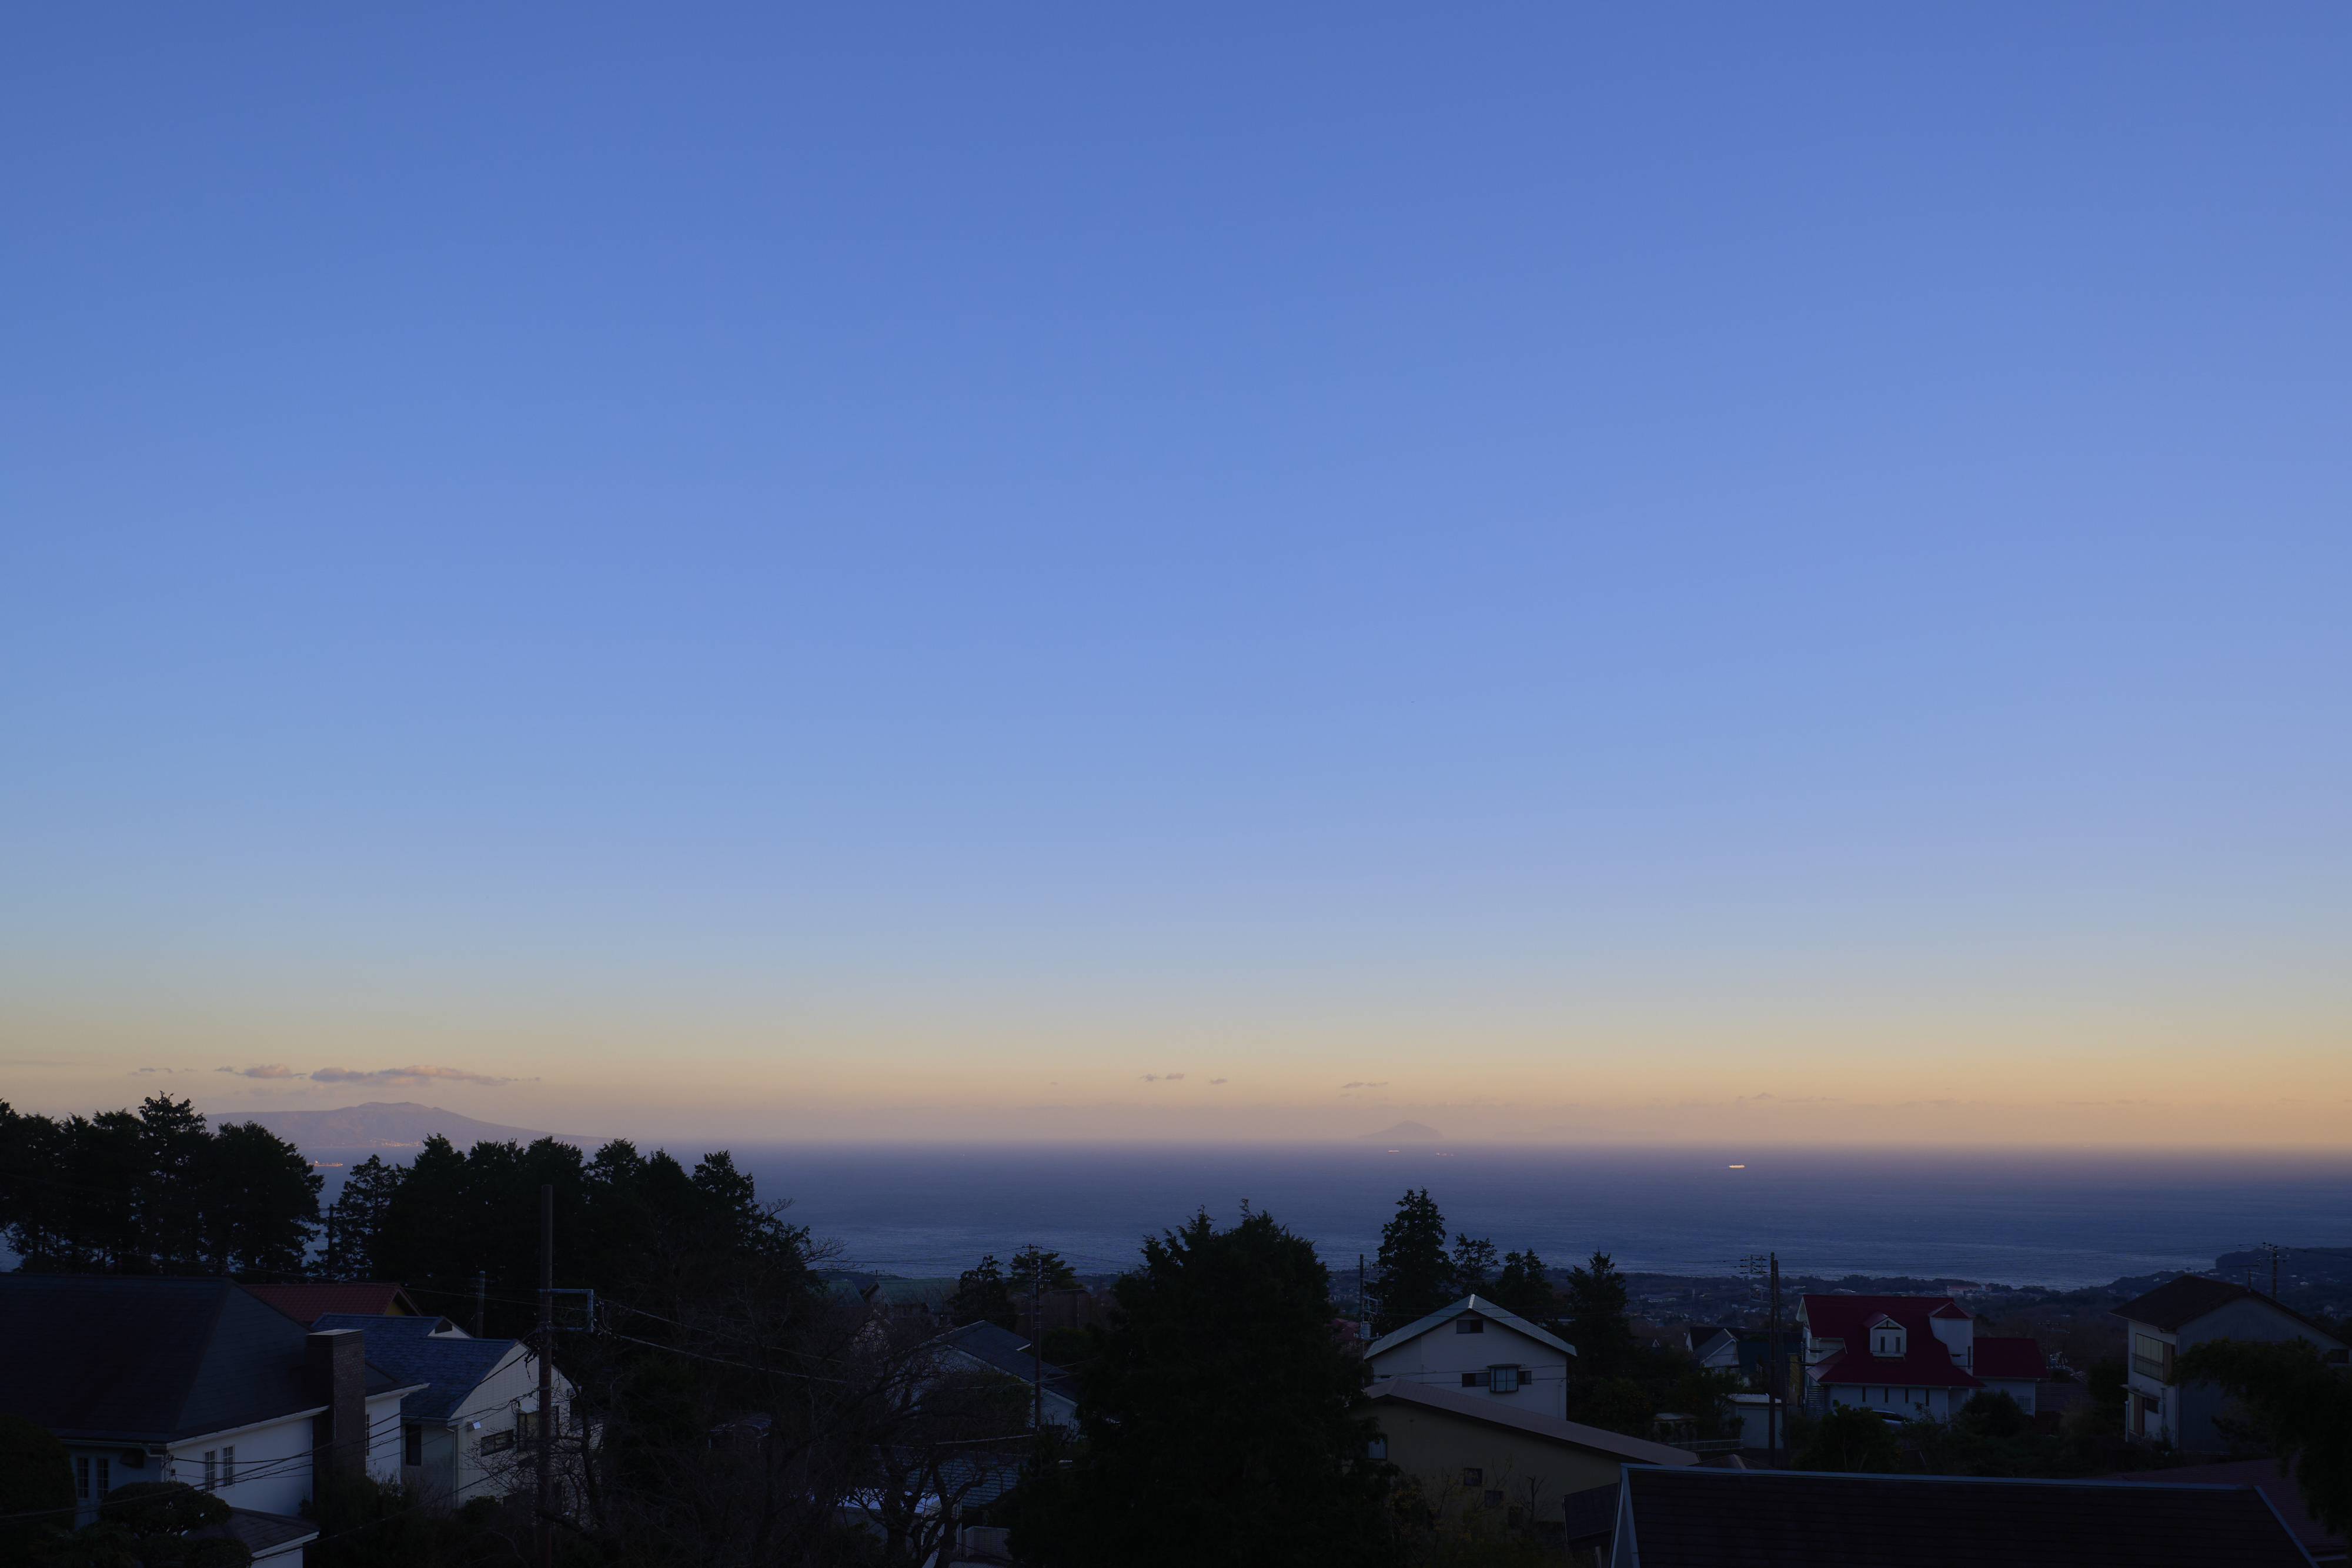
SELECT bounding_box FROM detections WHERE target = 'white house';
[0,1276,421,1566]
[2113,1276,2349,1449]
[936,1320,1078,1429]
[1363,1296,1578,1420]
[1799,1294,2049,1420]
[313,1311,577,1506]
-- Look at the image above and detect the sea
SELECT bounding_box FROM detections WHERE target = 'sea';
[685,1142,2352,1291]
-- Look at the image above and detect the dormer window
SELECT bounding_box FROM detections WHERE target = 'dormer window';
[1870,1320,1906,1358]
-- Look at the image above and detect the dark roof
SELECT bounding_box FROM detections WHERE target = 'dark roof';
[1974,1336,2049,1381]
[0,1275,404,1444]
[1800,1296,1984,1390]
[313,1313,521,1423]
[1365,1378,1698,1467]
[941,1322,1072,1387]
[2114,1276,2348,1344]
[1615,1466,2311,1568]
[2110,1458,2344,1560]
[198,1508,319,1557]
[243,1282,424,1323]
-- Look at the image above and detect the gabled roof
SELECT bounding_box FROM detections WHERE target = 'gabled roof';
[243,1282,423,1323]
[1365,1378,1696,1467]
[1363,1295,1576,1362]
[1799,1296,1982,1390]
[0,1275,405,1443]
[2113,1276,2347,1345]
[313,1312,524,1424]
[940,1321,1073,1389]
[1613,1466,2312,1568]
[1974,1336,2049,1382]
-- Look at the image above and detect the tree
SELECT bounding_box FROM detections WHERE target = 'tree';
[949,1255,1017,1330]
[1004,1208,1396,1568]
[200,1122,322,1276]
[1448,1235,1498,1297]
[1794,1405,1899,1472]
[2176,1336,2352,1536]
[0,1413,74,1561]
[1010,1244,1078,1292]
[319,1155,402,1279]
[1487,1250,1555,1325]
[1374,1189,1454,1335]
[1561,1252,1633,1378]
[43,1480,252,1567]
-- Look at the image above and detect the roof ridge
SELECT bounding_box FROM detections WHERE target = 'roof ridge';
[169,1279,236,1435]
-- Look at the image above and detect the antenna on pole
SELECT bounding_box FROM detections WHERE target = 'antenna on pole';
[537,1185,554,1568]
[1031,1248,1044,1431]
[2254,1242,2288,1299]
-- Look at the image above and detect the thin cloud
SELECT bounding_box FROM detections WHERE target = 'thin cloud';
[1339,1081,1391,1090]
[1164,1072,1185,1081]
[310,1065,517,1087]
[1210,1078,1227,1085]
[1140,1074,1159,1082]
[218,1065,296,1079]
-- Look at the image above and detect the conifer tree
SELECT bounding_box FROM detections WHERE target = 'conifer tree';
[1372,1188,1452,1334]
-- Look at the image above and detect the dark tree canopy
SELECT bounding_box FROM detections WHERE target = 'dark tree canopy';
[1006,1208,1395,1568]
[0,1098,320,1277]
[1562,1251,1634,1377]
[1488,1248,1556,1325]
[1448,1234,1498,1296]
[1795,1405,1900,1472]
[949,1253,1017,1330]
[2176,1336,2352,1536]
[1373,1188,1454,1335]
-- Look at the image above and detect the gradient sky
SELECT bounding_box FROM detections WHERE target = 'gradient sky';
[2,4,2346,1146]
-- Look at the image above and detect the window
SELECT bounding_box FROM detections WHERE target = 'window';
[1484,1490,1505,1509]
[1366,1437,1387,1460]
[2133,1333,2172,1383]
[405,1425,424,1467]
[1455,1316,1484,1334]
[1487,1365,1522,1395]
[203,1451,217,1490]
[74,1456,89,1500]
[481,1430,516,1456]
[92,1456,108,1499]
[1461,1372,1484,1388]
[1461,1468,1482,1487]
[222,1447,234,1486]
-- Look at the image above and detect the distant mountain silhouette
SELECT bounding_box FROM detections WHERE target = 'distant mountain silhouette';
[228,1101,593,1152]
[1361,1121,1442,1142]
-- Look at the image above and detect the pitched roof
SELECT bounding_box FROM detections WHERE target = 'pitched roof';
[2109,1458,2344,1562]
[243,1282,423,1323]
[0,1275,403,1443]
[1365,1378,1698,1467]
[1800,1295,1984,1390]
[1974,1336,2049,1381]
[941,1321,1072,1389]
[2113,1276,2348,1345]
[312,1313,523,1423]
[1615,1466,2312,1568]
[1364,1295,1576,1362]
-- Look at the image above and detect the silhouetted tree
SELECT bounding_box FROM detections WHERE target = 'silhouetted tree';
[2176,1337,2352,1535]
[1374,1189,1453,1335]
[1562,1251,1633,1378]
[1488,1249,1555,1325]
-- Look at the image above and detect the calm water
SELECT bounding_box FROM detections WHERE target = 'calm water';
[684,1143,2352,1290]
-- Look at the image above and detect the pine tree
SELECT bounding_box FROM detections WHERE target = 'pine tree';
[1372,1188,1452,1335]
[1489,1248,1556,1324]
[1563,1251,1634,1377]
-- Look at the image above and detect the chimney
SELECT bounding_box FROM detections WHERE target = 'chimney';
[306,1329,367,1484]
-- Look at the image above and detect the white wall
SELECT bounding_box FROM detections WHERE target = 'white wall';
[165,1410,318,1518]
[1368,1319,1570,1420]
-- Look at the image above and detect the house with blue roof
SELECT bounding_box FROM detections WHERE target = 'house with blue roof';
[313,1312,576,1506]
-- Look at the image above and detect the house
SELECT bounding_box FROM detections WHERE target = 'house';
[1363,1296,1577,1420]
[1682,1325,1740,1372]
[1604,1464,2314,1568]
[1365,1378,1693,1527]
[313,1312,576,1505]
[1798,1293,2048,1419]
[244,1281,427,1323]
[937,1320,1077,1428]
[2113,1275,2349,1449]
[0,1275,423,1564]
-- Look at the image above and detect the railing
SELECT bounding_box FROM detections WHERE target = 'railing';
[1669,1439,1743,1453]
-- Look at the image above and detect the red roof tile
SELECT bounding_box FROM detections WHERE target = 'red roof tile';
[242,1282,423,1324]
[1972,1336,2047,1380]
[1801,1295,1984,1391]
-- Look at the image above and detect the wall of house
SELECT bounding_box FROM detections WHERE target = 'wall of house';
[443,1348,580,1506]
[163,1411,318,1517]
[1369,1399,1626,1523]
[1368,1321,1571,1420]
[2143,1299,2348,1450]
[1928,1315,1973,1366]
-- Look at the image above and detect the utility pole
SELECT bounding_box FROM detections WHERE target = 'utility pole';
[1030,1251,1044,1430]
[475,1269,487,1339]
[1768,1252,1783,1466]
[537,1185,554,1568]
[2254,1242,2286,1299]
[1358,1254,1367,1337]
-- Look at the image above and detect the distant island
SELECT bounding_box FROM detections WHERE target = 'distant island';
[225,1100,593,1154]
[1361,1121,1442,1143]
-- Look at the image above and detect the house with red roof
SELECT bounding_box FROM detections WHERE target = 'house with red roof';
[1798,1294,2050,1420]
[243,1281,425,1323]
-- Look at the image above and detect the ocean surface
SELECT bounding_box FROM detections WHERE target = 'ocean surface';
[687,1143,2352,1290]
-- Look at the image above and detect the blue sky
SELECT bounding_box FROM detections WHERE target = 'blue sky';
[2,5,2346,1142]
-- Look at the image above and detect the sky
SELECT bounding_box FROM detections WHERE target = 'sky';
[1,4,2346,1148]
